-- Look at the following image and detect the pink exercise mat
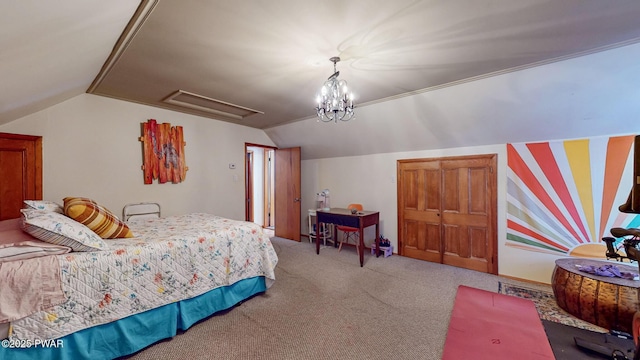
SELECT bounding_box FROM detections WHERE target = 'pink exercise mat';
[442,285,555,360]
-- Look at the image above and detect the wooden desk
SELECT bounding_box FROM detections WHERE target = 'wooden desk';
[316,208,380,267]
[551,258,639,333]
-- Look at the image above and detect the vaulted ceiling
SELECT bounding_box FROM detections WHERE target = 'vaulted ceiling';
[3,0,640,159]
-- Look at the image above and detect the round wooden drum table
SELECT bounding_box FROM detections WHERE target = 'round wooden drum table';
[552,258,639,333]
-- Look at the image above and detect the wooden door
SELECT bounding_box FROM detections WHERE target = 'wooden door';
[0,132,42,220]
[274,147,301,241]
[397,154,497,274]
[397,160,442,263]
[440,156,497,273]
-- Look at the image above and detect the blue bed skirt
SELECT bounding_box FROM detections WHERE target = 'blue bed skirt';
[1,276,267,360]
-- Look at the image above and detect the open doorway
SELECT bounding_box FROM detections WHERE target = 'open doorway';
[245,143,276,230]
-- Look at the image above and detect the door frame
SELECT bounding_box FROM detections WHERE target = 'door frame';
[244,143,277,226]
[263,149,275,228]
[245,150,254,222]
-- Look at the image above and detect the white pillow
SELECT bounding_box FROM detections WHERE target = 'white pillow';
[21,209,107,252]
[23,200,64,214]
[0,218,71,262]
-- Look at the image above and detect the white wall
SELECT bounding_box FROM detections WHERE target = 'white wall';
[0,94,276,220]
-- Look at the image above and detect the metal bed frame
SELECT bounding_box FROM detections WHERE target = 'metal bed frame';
[122,202,161,222]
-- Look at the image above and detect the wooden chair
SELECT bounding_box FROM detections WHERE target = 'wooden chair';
[337,204,363,255]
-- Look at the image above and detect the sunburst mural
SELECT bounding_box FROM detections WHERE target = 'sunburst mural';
[506,135,640,258]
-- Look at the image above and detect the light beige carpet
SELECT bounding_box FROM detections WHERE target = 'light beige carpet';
[124,237,554,360]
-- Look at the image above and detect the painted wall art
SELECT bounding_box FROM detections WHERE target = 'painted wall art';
[140,119,188,184]
[506,135,640,258]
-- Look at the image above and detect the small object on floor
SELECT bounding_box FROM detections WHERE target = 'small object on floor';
[371,244,393,258]
[378,234,391,247]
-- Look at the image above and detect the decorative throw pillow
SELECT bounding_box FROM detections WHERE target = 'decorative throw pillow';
[21,209,107,252]
[63,197,134,239]
[23,200,64,214]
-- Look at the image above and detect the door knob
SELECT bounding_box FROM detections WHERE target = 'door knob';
[294,198,301,202]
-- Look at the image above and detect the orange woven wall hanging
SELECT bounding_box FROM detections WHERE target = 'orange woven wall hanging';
[139,119,188,184]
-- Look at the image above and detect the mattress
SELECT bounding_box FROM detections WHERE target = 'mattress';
[4,213,277,342]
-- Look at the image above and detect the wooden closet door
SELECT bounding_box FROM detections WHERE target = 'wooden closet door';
[440,155,497,273]
[398,159,442,262]
[397,154,497,275]
[0,133,42,220]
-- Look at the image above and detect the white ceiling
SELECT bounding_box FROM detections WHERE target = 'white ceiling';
[3,0,640,159]
[0,0,140,123]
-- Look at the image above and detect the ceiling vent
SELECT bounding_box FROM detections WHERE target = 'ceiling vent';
[163,90,263,120]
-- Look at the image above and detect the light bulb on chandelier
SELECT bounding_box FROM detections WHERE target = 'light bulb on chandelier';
[315,57,355,123]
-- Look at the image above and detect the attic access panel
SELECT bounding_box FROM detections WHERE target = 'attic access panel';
[163,90,263,120]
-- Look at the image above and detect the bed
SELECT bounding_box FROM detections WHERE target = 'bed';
[0,200,278,360]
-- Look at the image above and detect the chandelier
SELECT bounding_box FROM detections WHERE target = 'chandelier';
[315,57,355,122]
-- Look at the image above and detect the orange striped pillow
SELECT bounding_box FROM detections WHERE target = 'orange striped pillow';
[63,197,133,239]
